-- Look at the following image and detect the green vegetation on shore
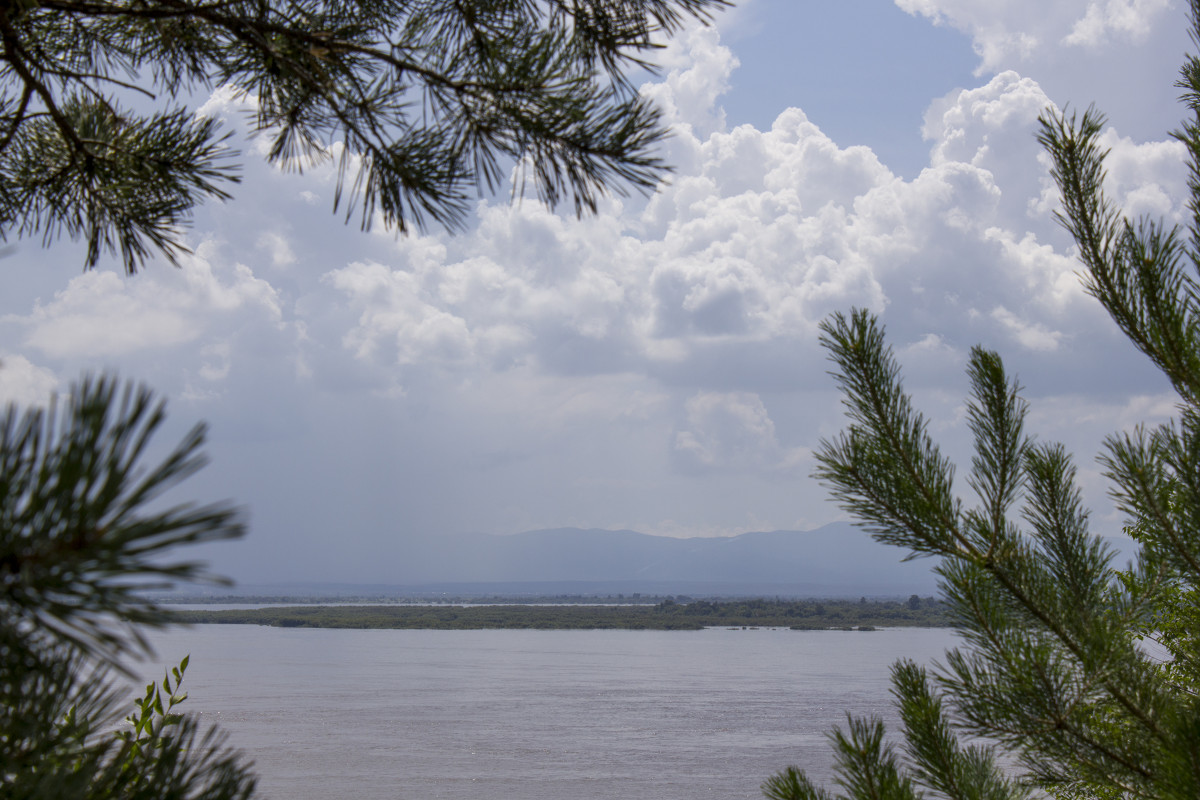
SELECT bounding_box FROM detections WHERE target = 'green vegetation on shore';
[158,592,669,606]
[174,597,949,631]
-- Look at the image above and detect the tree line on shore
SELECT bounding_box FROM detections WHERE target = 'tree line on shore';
[173,596,949,631]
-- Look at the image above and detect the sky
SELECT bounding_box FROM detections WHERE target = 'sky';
[0,0,1192,584]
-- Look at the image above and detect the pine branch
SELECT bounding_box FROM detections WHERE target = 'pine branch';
[0,374,245,671]
[0,0,729,270]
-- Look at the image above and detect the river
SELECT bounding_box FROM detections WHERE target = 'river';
[138,625,957,800]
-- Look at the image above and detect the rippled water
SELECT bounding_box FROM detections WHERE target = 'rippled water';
[139,625,956,800]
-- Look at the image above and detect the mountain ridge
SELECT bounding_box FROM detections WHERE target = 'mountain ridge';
[376,522,941,596]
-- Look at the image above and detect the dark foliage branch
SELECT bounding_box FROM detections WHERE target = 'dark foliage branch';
[0,374,255,797]
[0,374,245,669]
[0,0,727,272]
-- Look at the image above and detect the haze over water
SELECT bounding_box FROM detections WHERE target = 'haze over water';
[144,625,957,799]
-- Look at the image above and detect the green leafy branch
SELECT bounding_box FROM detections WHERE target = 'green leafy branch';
[117,655,191,765]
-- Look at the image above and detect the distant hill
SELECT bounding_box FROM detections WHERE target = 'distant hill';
[355,522,942,597]
[177,523,1137,600]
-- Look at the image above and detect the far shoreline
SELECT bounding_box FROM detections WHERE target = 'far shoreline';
[170,597,950,631]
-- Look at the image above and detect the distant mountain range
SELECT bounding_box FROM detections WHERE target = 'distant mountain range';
[225,523,945,598]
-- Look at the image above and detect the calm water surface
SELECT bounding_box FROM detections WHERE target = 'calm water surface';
[140,625,956,800]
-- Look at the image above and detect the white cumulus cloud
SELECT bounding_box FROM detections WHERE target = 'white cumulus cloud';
[1063,0,1173,47]
[0,354,59,408]
[674,390,806,472]
[0,10,1186,562]
[894,0,1174,71]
